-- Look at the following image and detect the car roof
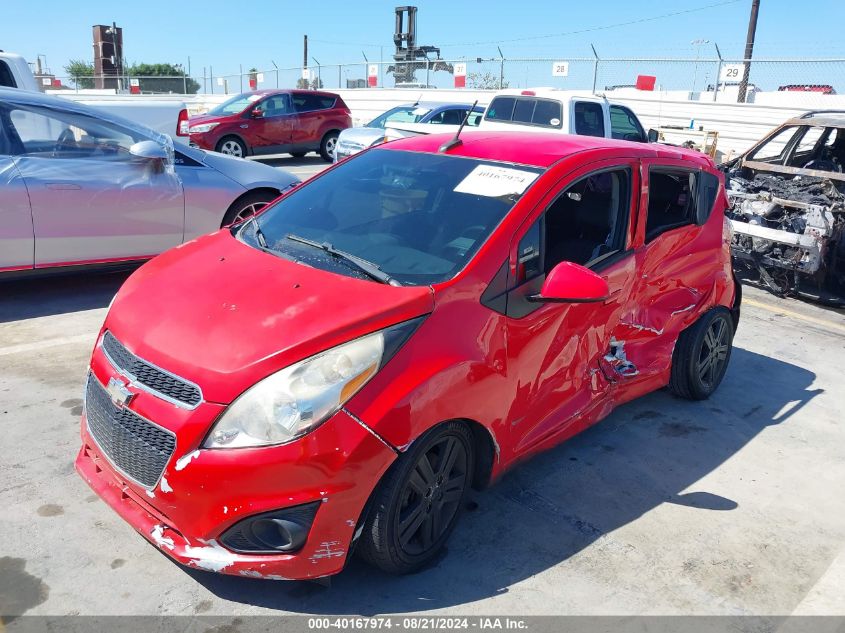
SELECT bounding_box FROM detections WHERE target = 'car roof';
[380,130,713,169]
[787,111,845,127]
[239,88,341,98]
[393,102,482,110]
[490,88,601,102]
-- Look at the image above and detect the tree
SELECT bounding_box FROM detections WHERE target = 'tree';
[64,59,94,89]
[126,62,200,94]
[467,71,508,90]
[296,76,324,90]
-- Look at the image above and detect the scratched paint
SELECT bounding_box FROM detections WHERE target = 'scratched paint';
[174,450,200,471]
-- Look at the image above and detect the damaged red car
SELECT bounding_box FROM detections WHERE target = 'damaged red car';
[76,131,740,580]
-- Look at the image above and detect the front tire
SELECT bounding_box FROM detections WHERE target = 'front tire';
[220,190,278,226]
[358,422,474,574]
[215,136,247,158]
[669,308,734,400]
[319,131,339,162]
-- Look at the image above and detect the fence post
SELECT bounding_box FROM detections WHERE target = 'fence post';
[239,65,243,93]
[210,66,214,94]
[338,65,342,89]
[713,43,723,102]
[591,44,599,95]
[183,74,187,95]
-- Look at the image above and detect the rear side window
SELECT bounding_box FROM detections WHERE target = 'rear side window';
[573,101,605,137]
[292,94,336,112]
[0,61,16,88]
[610,105,645,142]
[646,169,696,242]
[485,96,562,129]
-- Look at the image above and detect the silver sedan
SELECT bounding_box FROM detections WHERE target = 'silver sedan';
[0,88,298,276]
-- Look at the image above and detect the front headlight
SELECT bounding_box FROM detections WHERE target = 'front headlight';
[204,331,385,449]
[189,122,219,134]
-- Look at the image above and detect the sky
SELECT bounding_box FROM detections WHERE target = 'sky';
[2,0,843,80]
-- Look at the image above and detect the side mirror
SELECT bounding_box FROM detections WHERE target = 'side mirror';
[129,140,168,161]
[250,108,264,118]
[647,128,659,143]
[529,261,609,303]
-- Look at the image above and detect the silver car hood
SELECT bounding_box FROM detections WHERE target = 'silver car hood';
[181,144,299,191]
[337,127,388,149]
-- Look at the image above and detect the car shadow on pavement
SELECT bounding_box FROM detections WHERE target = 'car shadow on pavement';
[0,270,132,323]
[187,345,821,614]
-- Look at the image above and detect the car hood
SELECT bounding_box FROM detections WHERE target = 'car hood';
[188,112,233,127]
[191,146,299,190]
[338,127,388,148]
[106,230,434,404]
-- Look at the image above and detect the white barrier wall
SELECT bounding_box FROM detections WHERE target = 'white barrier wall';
[73,88,844,160]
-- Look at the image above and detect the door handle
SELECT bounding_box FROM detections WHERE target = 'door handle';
[46,183,81,190]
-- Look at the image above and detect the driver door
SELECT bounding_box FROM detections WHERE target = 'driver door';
[504,159,640,457]
[7,104,183,267]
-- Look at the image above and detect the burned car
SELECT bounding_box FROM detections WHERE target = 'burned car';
[723,111,845,299]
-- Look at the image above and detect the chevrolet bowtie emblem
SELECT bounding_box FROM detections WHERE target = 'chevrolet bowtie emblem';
[106,377,135,408]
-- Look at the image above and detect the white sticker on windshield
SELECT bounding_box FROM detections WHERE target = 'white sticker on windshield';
[454,165,538,198]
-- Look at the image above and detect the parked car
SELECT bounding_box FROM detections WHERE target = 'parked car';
[0,87,298,276]
[722,110,845,299]
[479,88,656,143]
[334,102,485,161]
[77,131,739,581]
[188,89,352,162]
[1,50,192,143]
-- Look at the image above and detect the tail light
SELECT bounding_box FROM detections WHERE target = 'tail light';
[176,109,189,137]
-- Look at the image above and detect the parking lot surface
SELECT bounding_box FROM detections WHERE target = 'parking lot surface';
[2,266,843,617]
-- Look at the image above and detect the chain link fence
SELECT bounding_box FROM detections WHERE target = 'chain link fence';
[48,57,845,106]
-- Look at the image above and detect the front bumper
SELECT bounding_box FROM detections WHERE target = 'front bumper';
[76,350,397,580]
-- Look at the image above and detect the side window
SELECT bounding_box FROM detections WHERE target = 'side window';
[645,169,696,242]
[0,61,16,88]
[516,168,631,285]
[532,100,562,128]
[258,95,290,116]
[294,94,335,113]
[466,111,483,126]
[8,106,141,161]
[610,105,645,142]
[787,126,825,166]
[573,101,605,137]
[428,109,466,125]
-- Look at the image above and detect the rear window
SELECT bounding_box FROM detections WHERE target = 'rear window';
[485,96,562,129]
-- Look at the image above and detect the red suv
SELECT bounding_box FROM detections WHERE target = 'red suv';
[188,89,351,162]
[77,132,740,581]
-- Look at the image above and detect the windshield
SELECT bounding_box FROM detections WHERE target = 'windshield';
[367,106,430,129]
[208,93,263,116]
[240,149,543,285]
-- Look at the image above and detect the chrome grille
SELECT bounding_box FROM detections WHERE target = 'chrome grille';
[85,375,176,489]
[102,331,202,408]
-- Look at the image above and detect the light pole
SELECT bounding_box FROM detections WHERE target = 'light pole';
[691,38,710,93]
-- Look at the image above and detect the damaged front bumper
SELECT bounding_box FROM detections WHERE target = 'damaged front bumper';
[75,384,397,580]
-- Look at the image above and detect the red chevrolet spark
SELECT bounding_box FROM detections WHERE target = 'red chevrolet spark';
[76,131,740,580]
[188,89,352,162]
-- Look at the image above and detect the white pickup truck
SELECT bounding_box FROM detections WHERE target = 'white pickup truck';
[0,51,189,143]
[479,88,657,143]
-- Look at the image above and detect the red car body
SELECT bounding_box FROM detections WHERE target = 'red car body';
[76,132,739,580]
[188,89,351,160]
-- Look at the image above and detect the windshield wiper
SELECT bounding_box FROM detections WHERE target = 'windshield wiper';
[249,216,270,250]
[285,234,400,286]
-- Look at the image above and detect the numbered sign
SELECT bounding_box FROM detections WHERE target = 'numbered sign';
[256,73,264,83]
[552,61,569,77]
[454,63,467,88]
[217,77,224,86]
[41,77,52,86]
[720,64,743,82]
[301,68,311,80]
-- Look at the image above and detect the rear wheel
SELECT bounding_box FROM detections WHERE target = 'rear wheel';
[220,190,278,226]
[319,131,339,162]
[358,422,474,574]
[669,308,734,400]
[215,136,247,158]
